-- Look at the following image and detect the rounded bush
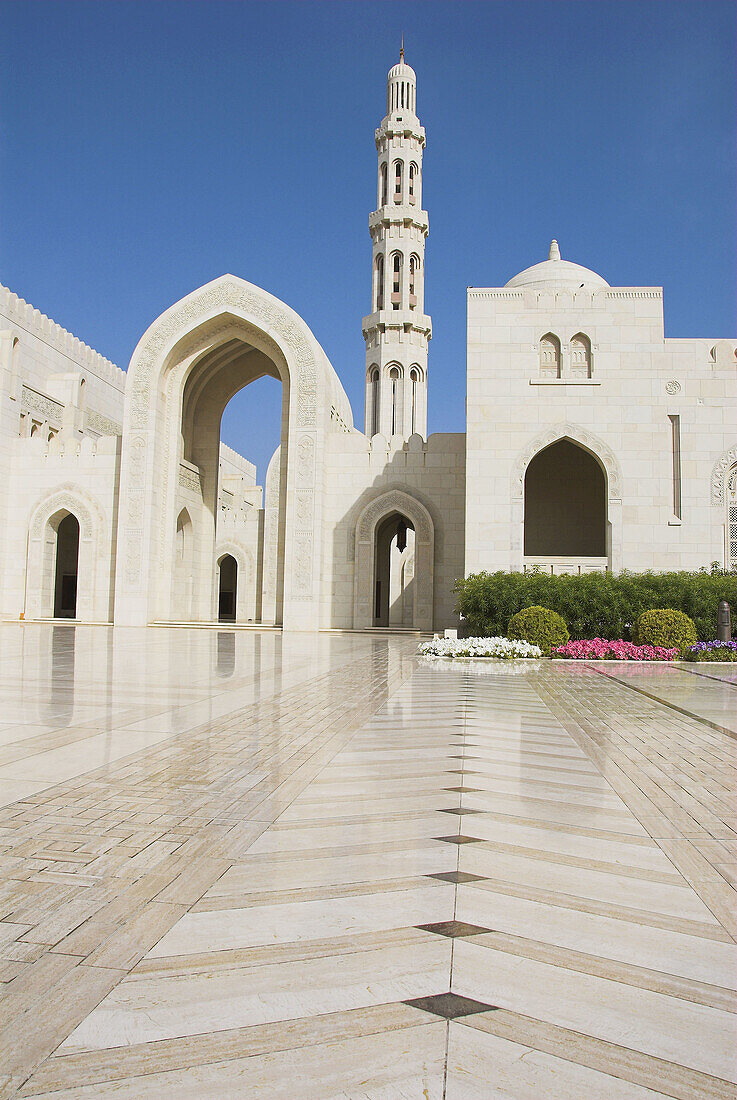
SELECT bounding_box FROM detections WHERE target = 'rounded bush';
[633,608,698,651]
[507,605,569,655]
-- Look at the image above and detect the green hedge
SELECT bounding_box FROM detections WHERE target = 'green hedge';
[454,570,737,642]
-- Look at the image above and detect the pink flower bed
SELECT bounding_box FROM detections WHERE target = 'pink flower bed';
[552,639,678,661]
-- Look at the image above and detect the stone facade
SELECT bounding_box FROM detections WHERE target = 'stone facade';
[0,56,734,630]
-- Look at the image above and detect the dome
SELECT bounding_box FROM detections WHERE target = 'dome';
[388,60,416,83]
[506,240,609,289]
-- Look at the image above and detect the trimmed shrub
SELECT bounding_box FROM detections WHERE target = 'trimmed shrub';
[507,605,569,655]
[633,609,697,650]
[454,570,737,642]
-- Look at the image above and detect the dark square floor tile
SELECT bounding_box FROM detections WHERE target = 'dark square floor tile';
[442,786,484,793]
[438,807,484,815]
[433,834,483,845]
[404,993,499,1019]
[427,870,487,884]
[416,920,492,938]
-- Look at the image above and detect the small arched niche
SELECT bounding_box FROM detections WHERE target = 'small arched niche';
[570,333,592,378]
[539,334,561,378]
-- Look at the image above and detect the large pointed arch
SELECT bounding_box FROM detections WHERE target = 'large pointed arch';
[510,424,623,572]
[114,275,345,628]
[511,423,622,501]
[353,488,434,631]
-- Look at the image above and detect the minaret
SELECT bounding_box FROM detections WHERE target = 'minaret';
[362,45,431,440]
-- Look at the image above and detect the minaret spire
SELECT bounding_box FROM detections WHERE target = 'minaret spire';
[362,51,431,441]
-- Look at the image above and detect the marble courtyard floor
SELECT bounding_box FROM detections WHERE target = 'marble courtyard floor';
[0,625,736,1099]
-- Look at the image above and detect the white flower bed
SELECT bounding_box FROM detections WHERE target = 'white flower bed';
[418,636,542,660]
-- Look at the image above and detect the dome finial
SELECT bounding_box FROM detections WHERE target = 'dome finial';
[400,32,404,61]
[549,239,561,261]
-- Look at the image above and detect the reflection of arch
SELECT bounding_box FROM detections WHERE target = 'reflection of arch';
[353,489,434,630]
[115,275,339,629]
[26,485,104,621]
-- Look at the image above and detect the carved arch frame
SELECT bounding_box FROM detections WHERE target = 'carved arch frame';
[114,275,332,628]
[510,423,623,572]
[711,445,737,507]
[353,489,434,631]
[25,484,106,621]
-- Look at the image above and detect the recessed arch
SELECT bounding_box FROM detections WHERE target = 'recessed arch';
[25,485,105,621]
[524,440,606,557]
[539,333,561,377]
[353,489,434,631]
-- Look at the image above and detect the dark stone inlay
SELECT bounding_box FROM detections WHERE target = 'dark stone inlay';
[404,993,499,1019]
[433,834,483,845]
[438,807,484,815]
[427,870,487,884]
[417,920,492,938]
[442,786,484,793]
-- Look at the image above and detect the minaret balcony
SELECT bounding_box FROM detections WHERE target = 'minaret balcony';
[362,310,432,340]
[369,207,429,234]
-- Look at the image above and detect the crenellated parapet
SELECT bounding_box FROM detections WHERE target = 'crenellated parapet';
[0,284,125,390]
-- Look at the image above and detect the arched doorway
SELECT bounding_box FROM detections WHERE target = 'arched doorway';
[53,513,80,618]
[353,489,434,631]
[373,513,416,627]
[524,439,607,561]
[218,554,238,621]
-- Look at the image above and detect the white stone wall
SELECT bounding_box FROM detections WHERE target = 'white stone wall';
[466,283,737,575]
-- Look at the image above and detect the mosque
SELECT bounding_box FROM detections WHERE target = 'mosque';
[1,52,735,631]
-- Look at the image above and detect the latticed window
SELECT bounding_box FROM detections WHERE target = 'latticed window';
[540,334,561,378]
[570,333,592,377]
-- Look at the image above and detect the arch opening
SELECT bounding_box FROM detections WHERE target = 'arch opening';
[217,554,238,622]
[373,512,416,627]
[173,330,287,624]
[53,512,80,619]
[524,439,607,559]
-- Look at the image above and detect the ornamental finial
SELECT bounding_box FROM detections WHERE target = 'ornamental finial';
[400,33,404,61]
[549,239,561,261]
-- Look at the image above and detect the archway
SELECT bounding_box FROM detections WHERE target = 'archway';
[25,486,105,621]
[373,513,416,627]
[353,489,434,631]
[218,554,238,621]
[53,513,80,618]
[115,276,349,629]
[524,439,606,558]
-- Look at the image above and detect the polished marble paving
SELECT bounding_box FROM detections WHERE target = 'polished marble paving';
[0,624,736,1098]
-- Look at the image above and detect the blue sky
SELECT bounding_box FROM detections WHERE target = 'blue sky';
[2,0,735,478]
